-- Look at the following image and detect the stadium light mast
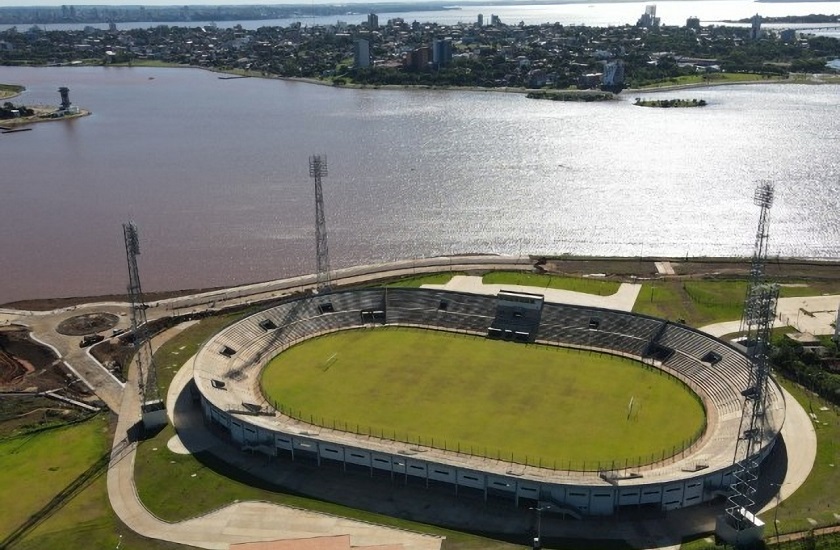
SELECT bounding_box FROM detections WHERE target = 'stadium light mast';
[717,182,779,546]
[310,154,332,293]
[123,222,166,431]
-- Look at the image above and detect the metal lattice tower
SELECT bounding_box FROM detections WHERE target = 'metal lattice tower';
[740,182,776,334]
[310,155,331,293]
[123,222,161,406]
[725,183,779,534]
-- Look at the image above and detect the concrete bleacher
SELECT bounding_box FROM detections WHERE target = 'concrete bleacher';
[194,287,786,500]
[205,291,777,426]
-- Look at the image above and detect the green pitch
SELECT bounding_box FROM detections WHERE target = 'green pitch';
[261,327,706,469]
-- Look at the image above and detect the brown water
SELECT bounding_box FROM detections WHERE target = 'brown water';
[1,66,838,304]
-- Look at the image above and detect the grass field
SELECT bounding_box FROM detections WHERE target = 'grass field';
[0,416,109,541]
[383,272,459,287]
[637,73,781,89]
[759,380,840,535]
[261,327,705,469]
[634,278,840,328]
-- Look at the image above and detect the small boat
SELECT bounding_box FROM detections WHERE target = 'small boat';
[2,127,32,134]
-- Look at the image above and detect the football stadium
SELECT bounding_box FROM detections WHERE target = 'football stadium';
[192,286,786,519]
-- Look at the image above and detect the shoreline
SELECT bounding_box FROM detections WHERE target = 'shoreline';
[14,63,840,96]
[0,103,90,128]
[156,64,840,95]
[3,254,839,311]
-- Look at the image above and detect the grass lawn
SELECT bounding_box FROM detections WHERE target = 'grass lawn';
[634,278,840,328]
[777,281,840,298]
[638,73,779,89]
[482,272,621,295]
[261,327,705,469]
[0,416,109,540]
[759,379,840,535]
[634,280,746,327]
[382,272,459,287]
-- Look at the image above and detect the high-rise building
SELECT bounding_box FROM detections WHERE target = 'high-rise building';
[637,5,660,27]
[750,14,762,40]
[432,39,453,68]
[686,16,700,30]
[367,13,379,30]
[354,38,371,68]
[477,13,483,27]
[404,47,431,70]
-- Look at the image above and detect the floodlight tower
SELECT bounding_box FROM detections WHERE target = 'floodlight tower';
[741,182,775,329]
[310,154,332,293]
[718,183,779,546]
[123,222,166,431]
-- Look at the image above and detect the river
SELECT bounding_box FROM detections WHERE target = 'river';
[0,66,838,303]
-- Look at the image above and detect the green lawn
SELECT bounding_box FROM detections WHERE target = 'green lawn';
[482,272,621,295]
[382,272,459,288]
[0,416,109,540]
[634,280,747,327]
[261,328,705,469]
[638,73,780,89]
[759,380,840,535]
[634,279,840,329]
[777,281,840,298]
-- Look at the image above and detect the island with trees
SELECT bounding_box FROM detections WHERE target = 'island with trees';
[633,98,708,107]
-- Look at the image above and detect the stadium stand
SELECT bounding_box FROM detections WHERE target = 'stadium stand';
[192,288,786,518]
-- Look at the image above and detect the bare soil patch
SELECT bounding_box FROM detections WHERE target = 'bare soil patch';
[0,326,60,389]
[56,313,119,336]
[0,326,96,436]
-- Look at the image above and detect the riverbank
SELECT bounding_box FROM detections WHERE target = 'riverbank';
[624,72,840,93]
[0,83,24,100]
[0,104,90,129]
[65,60,840,97]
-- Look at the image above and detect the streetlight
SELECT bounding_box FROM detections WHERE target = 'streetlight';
[529,505,551,549]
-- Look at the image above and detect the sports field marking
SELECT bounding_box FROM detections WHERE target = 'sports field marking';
[261,327,705,469]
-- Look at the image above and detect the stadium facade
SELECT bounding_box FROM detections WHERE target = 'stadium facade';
[192,288,785,517]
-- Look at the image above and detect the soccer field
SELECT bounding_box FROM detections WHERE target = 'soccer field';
[261,327,706,469]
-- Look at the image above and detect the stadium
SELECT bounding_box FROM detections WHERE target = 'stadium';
[192,286,786,519]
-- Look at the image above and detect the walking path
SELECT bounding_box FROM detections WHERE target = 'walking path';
[423,275,642,311]
[699,295,840,339]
